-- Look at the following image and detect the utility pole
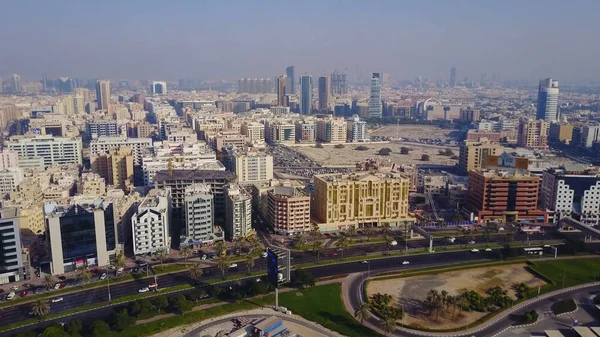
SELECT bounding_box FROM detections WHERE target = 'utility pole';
[562,273,566,289]
[107,267,112,304]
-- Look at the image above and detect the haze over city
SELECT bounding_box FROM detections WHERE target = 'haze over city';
[2,0,600,83]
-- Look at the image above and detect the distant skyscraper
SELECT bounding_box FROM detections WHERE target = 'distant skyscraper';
[318,76,331,111]
[300,75,313,114]
[0,77,3,93]
[450,67,457,87]
[368,73,382,118]
[331,70,348,96]
[10,74,21,93]
[151,81,167,94]
[95,80,111,113]
[57,77,74,93]
[42,73,48,92]
[237,78,271,94]
[536,78,559,122]
[286,66,295,94]
[277,75,287,106]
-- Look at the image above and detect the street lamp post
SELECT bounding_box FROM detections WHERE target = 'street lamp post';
[107,267,112,304]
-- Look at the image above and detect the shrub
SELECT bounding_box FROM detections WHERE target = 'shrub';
[378,148,392,156]
[369,293,403,319]
[550,298,577,315]
[334,144,345,148]
[400,147,410,154]
[355,145,369,151]
[421,154,430,161]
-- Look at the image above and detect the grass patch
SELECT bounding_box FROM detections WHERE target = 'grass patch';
[279,283,383,337]
[152,264,188,274]
[550,298,577,315]
[529,258,600,289]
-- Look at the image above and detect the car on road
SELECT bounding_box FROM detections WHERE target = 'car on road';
[53,283,61,290]
[330,253,338,257]
[99,273,107,280]
[51,297,63,303]
[201,254,207,260]
[469,240,476,244]
[211,255,217,259]
[138,287,149,293]
[59,283,67,289]
[10,286,18,291]
[20,291,28,297]
[6,292,15,300]
[485,248,492,252]
[360,260,368,264]
[471,249,480,253]
[229,263,238,268]
[402,261,410,265]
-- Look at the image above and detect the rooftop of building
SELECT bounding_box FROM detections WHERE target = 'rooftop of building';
[471,168,539,180]
[315,171,409,183]
[184,183,212,196]
[139,189,170,209]
[0,207,18,218]
[546,164,600,176]
[44,200,105,216]
[154,169,236,182]
[269,185,308,197]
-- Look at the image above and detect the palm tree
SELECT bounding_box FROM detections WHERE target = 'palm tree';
[43,274,56,290]
[483,226,491,246]
[381,223,391,240]
[114,251,126,269]
[440,290,449,316]
[308,223,321,242]
[447,295,457,319]
[244,254,256,274]
[312,240,324,261]
[384,236,393,255]
[455,294,466,317]
[31,299,50,317]
[505,232,514,247]
[354,302,371,324]
[216,255,230,279]
[214,241,226,257]
[380,316,397,336]
[364,227,374,241]
[76,266,92,285]
[335,236,350,259]
[233,238,245,256]
[348,226,357,238]
[155,247,169,269]
[188,263,203,283]
[180,245,192,264]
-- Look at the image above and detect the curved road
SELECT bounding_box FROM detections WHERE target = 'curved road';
[346,269,600,337]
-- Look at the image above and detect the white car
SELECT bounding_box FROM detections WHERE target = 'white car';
[100,273,107,280]
[229,263,238,268]
[53,283,61,290]
[261,252,268,258]
[201,254,207,260]
[138,287,149,293]
[51,297,64,303]
[402,261,410,265]
[485,248,492,252]
[471,249,480,253]
[10,286,19,291]
[469,240,476,244]
[361,260,368,264]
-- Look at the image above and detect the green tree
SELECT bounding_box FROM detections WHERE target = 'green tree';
[364,227,375,241]
[188,263,203,283]
[155,247,169,269]
[347,226,356,237]
[384,236,394,255]
[41,327,70,337]
[505,232,514,247]
[214,241,226,257]
[114,251,126,269]
[180,245,192,264]
[400,147,410,154]
[17,332,37,337]
[64,320,83,337]
[421,154,430,161]
[76,266,92,285]
[355,145,369,151]
[110,309,136,331]
[378,148,392,156]
[171,294,193,315]
[31,298,51,317]
[187,288,207,303]
[233,238,245,256]
[43,274,56,290]
[308,223,321,241]
[354,302,372,324]
[312,240,324,261]
[153,295,169,313]
[244,253,256,274]
[89,320,110,337]
[291,269,315,288]
[380,316,397,336]
[334,143,345,148]
[216,255,231,279]
[335,236,350,259]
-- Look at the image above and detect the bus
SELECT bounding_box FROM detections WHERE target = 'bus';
[522,247,544,255]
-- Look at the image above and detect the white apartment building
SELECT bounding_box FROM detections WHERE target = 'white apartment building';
[142,141,225,186]
[241,122,265,143]
[0,168,24,197]
[90,136,152,165]
[0,208,24,284]
[87,121,119,138]
[295,121,316,143]
[232,152,273,184]
[183,184,216,245]
[0,150,19,170]
[265,121,295,145]
[7,135,82,167]
[225,184,253,240]
[131,189,172,256]
[346,116,368,142]
[316,118,347,143]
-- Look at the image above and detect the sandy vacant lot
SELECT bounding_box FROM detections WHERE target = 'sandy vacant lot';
[369,125,455,140]
[366,264,546,330]
[291,142,458,167]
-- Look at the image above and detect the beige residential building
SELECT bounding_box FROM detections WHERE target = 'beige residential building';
[316,118,347,143]
[80,172,107,196]
[267,186,311,235]
[548,123,573,144]
[0,150,19,170]
[233,152,273,184]
[295,120,316,143]
[240,122,265,143]
[137,122,155,138]
[18,204,45,235]
[210,131,249,150]
[312,172,413,231]
[458,140,505,173]
[265,121,295,145]
[518,119,549,149]
[91,147,134,191]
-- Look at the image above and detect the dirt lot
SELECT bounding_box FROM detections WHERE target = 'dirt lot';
[366,264,546,330]
[291,142,458,167]
[369,125,455,140]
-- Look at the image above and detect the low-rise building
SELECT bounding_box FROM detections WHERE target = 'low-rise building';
[267,186,311,235]
[224,184,252,240]
[131,189,172,256]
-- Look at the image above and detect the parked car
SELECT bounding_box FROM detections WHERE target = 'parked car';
[59,283,66,289]
[471,249,480,253]
[20,291,28,297]
[485,248,492,252]
[6,292,16,300]
[99,273,107,280]
[10,286,18,291]
[53,283,61,290]
[330,253,338,257]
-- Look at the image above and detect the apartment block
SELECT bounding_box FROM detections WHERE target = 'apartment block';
[7,135,82,167]
[0,168,24,197]
[312,172,412,231]
[458,140,505,173]
[0,208,24,284]
[183,184,219,245]
[517,119,549,149]
[316,118,347,143]
[240,122,265,143]
[265,121,295,145]
[131,189,172,256]
[224,184,252,240]
[294,120,316,143]
[466,169,546,224]
[346,116,368,142]
[91,147,134,191]
[87,121,119,138]
[89,136,152,165]
[232,152,273,184]
[548,123,574,144]
[79,172,107,197]
[267,186,311,235]
[0,150,19,170]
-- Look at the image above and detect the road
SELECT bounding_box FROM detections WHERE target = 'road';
[0,249,507,336]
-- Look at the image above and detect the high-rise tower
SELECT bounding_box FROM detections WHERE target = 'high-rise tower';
[95,80,111,113]
[450,67,457,87]
[536,78,559,122]
[318,76,330,112]
[10,74,21,93]
[368,73,382,118]
[286,66,295,94]
[277,75,287,107]
[300,75,313,114]
[330,70,348,96]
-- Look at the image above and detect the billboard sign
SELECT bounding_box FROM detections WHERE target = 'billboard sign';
[267,250,279,287]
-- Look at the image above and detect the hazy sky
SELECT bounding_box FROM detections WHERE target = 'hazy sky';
[2,0,600,83]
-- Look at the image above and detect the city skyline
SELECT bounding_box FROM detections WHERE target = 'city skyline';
[1,1,600,83]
